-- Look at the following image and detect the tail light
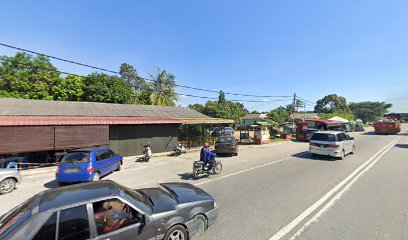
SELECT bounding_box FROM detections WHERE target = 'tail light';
[86,166,94,173]
[327,144,340,148]
[56,166,60,174]
[310,143,318,146]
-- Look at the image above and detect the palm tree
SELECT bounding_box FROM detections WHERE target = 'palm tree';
[148,68,179,106]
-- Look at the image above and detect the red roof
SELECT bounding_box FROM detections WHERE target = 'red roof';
[0,116,182,126]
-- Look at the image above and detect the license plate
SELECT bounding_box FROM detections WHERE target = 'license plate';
[65,168,80,173]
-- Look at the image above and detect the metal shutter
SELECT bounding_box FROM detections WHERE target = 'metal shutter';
[55,125,109,150]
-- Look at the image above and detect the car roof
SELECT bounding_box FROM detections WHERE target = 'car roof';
[69,147,109,153]
[315,131,343,134]
[33,181,123,213]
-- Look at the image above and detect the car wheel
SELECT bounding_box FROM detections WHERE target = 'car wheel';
[57,181,66,187]
[92,172,100,181]
[0,178,16,194]
[351,146,355,154]
[116,162,121,171]
[194,215,207,236]
[164,225,187,240]
[340,150,345,160]
[235,151,238,156]
[193,170,199,179]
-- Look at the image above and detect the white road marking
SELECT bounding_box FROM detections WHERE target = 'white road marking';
[288,137,399,240]
[195,156,293,186]
[269,138,399,240]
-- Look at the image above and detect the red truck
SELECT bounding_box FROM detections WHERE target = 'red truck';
[373,121,401,135]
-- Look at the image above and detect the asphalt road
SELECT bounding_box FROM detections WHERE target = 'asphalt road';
[1,125,407,240]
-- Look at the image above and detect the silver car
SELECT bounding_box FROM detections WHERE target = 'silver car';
[0,168,21,194]
[309,131,355,159]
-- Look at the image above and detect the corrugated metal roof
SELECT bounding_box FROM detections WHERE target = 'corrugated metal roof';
[0,116,182,126]
[0,98,209,118]
[179,118,234,124]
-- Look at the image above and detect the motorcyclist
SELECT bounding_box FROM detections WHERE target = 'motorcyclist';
[144,143,152,160]
[200,143,216,170]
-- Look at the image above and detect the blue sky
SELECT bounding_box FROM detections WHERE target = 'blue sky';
[1,0,407,112]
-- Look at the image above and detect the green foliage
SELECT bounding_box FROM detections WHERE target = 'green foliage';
[188,91,248,121]
[265,119,278,127]
[54,75,84,101]
[267,106,291,124]
[82,72,135,104]
[0,52,61,100]
[148,68,178,106]
[349,101,392,122]
[314,94,354,120]
[318,110,355,121]
[218,90,226,104]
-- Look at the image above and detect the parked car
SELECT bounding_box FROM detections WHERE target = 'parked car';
[56,148,123,186]
[0,180,218,240]
[0,169,21,194]
[222,127,234,136]
[296,128,319,141]
[215,135,239,156]
[355,124,365,132]
[341,124,351,132]
[309,131,355,159]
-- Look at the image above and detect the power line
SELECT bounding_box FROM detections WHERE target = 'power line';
[0,57,291,103]
[0,42,292,98]
[296,96,315,104]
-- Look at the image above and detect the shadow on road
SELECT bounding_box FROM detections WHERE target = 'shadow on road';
[292,151,336,161]
[44,179,59,189]
[362,132,377,135]
[178,172,195,181]
[395,144,408,149]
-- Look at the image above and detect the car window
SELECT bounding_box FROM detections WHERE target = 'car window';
[58,205,90,240]
[310,133,336,142]
[93,198,142,236]
[105,150,115,159]
[0,198,32,238]
[33,212,57,240]
[96,150,107,161]
[345,134,351,140]
[61,152,90,164]
[218,136,235,143]
[337,133,346,141]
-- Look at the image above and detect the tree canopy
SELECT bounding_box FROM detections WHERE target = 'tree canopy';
[349,101,392,122]
[0,52,178,106]
[267,106,292,124]
[188,91,248,121]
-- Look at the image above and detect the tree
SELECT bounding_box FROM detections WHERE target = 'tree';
[188,103,205,113]
[148,68,178,106]
[268,106,291,124]
[119,63,148,103]
[314,94,353,118]
[349,101,392,122]
[218,90,226,103]
[82,72,135,103]
[53,75,84,101]
[0,52,62,100]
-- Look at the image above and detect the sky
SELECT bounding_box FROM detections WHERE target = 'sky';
[1,0,407,112]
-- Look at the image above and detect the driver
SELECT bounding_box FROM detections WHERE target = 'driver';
[200,143,216,170]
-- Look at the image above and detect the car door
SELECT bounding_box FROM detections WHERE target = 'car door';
[90,198,156,240]
[105,150,118,172]
[345,134,353,153]
[95,150,108,176]
[336,133,347,152]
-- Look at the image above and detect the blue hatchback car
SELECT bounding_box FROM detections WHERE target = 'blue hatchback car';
[56,148,123,186]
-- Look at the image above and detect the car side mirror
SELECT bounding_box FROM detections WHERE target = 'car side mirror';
[350,137,354,140]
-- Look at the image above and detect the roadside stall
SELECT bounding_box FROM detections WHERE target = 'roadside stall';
[253,122,271,144]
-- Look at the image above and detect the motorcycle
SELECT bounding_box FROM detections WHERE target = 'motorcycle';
[192,157,222,179]
[173,142,186,156]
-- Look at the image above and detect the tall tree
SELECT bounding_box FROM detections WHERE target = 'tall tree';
[0,52,62,100]
[349,101,392,122]
[54,75,84,101]
[218,90,226,103]
[268,106,291,124]
[148,68,178,106]
[314,94,352,116]
[82,72,135,104]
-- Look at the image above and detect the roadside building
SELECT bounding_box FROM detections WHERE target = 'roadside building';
[239,113,269,126]
[0,98,232,166]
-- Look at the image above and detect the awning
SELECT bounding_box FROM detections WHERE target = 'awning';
[0,116,182,126]
[179,118,234,125]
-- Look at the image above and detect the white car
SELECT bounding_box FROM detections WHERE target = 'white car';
[309,131,355,159]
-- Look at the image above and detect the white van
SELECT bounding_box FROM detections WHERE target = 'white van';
[309,131,355,159]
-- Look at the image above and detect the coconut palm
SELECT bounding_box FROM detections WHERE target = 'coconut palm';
[149,68,178,106]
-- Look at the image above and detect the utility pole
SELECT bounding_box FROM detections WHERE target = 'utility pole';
[292,93,296,125]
